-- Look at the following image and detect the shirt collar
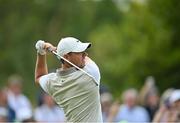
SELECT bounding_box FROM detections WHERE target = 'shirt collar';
[56,67,77,76]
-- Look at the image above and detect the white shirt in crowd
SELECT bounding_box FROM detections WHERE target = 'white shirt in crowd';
[34,104,65,122]
[7,91,32,121]
[114,104,150,122]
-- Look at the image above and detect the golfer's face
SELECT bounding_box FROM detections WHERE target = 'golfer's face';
[68,52,87,68]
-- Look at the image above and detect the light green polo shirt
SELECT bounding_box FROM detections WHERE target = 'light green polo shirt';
[39,59,102,122]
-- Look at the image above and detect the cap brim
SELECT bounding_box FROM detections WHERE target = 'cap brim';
[72,43,91,53]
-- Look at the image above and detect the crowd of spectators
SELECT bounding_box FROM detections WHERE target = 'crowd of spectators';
[0,74,65,122]
[100,76,180,122]
[0,75,179,122]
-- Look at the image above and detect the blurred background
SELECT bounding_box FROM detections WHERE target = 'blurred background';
[0,0,180,113]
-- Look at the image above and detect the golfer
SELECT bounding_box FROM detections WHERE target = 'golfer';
[35,37,103,122]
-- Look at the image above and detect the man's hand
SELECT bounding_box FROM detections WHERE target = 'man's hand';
[44,42,57,53]
[35,40,56,55]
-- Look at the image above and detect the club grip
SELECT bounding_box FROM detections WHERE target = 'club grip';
[47,47,53,52]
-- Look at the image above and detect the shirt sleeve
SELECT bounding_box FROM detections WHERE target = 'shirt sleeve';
[83,57,101,85]
[39,73,55,94]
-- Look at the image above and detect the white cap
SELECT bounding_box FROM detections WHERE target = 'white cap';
[57,37,91,56]
[169,89,180,104]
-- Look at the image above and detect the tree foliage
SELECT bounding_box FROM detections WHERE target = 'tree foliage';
[0,0,180,102]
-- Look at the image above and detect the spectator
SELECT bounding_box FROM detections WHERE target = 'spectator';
[144,89,159,121]
[0,88,15,122]
[114,88,150,122]
[169,89,180,121]
[106,100,120,122]
[153,89,180,122]
[100,84,110,94]
[6,74,33,122]
[0,88,8,122]
[169,89,180,110]
[139,76,156,105]
[0,107,8,122]
[34,93,66,122]
[100,92,113,122]
[139,76,160,121]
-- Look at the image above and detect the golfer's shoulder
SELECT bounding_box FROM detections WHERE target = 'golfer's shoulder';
[47,72,58,80]
[84,57,100,83]
[84,57,100,71]
[40,72,57,81]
